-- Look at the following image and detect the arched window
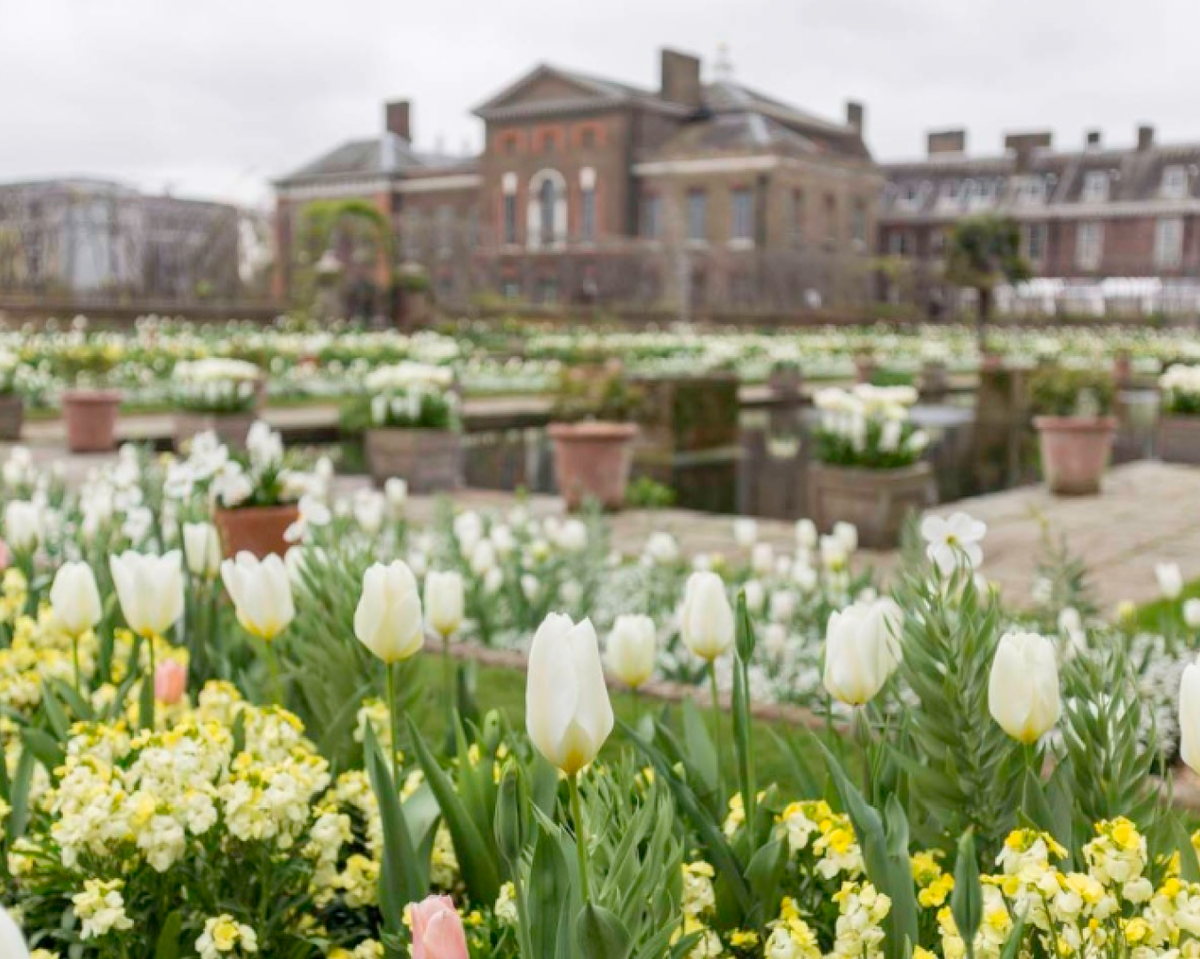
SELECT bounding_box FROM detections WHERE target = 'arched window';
[527,170,567,249]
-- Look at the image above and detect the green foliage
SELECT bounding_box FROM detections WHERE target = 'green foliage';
[945,215,1031,294]
[624,476,677,510]
[1027,364,1115,417]
[550,364,645,423]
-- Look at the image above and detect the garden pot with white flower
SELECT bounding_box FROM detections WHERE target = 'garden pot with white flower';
[548,363,643,511]
[808,382,935,548]
[213,504,299,559]
[0,393,22,441]
[356,360,462,493]
[1157,363,1200,464]
[61,388,122,453]
[172,358,263,452]
[1029,366,1117,496]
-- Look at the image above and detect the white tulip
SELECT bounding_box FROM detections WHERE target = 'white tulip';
[183,522,222,579]
[987,631,1061,744]
[384,477,408,517]
[1157,562,1184,600]
[49,561,102,637]
[680,571,735,662]
[795,518,818,550]
[221,552,295,641]
[606,613,657,689]
[0,904,28,959]
[751,542,775,576]
[556,518,589,552]
[470,540,497,577]
[833,521,858,555]
[822,597,903,706]
[354,560,424,663]
[644,531,679,565]
[110,550,185,639]
[424,570,465,638]
[733,518,758,548]
[1179,661,1200,774]
[1186,599,1200,630]
[743,579,765,613]
[526,613,613,774]
[4,500,40,551]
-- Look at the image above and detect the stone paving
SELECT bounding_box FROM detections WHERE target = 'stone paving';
[5,431,1199,611]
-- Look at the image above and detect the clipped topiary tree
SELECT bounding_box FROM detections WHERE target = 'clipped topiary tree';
[945,215,1031,350]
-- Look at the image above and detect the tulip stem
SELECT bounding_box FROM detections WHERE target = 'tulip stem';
[386,662,401,785]
[855,707,872,802]
[709,663,724,776]
[567,773,591,905]
[265,642,285,706]
[72,634,82,692]
[442,630,454,725]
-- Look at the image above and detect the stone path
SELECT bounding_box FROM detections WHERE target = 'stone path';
[4,432,1197,610]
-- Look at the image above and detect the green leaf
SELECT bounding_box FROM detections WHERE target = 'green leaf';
[406,716,502,905]
[38,681,71,740]
[951,830,982,955]
[575,903,632,959]
[6,746,34,842]
[154,911,182,959]
[363,724,426,959]
[528,822,573,959]
[1172,814,1200,884]
[21,728,64,773]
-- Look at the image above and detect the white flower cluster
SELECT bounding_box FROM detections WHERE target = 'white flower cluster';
[366,361,457,429]
[1161,363,1200,415]
[175,358,262,414]
[813,384,929,466]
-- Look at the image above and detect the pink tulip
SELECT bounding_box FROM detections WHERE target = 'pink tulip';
[408,895,469,959]
[0,538,9,572]
[154,660,188,705]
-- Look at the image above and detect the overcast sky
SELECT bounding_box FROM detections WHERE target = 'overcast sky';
[1,0,1195,209]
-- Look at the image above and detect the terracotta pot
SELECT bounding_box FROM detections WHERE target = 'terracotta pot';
[808,461,936,549]
[1033,416,1117,495]
[918,360,949,397]
[61,389,122,453]
[213,504,299,559]
[548,421,638,510]
[0,393,23,441]
[173,410,256,452]
[364,428,462,494]
[1112,351,1133,389]
[1158,415,1200,465]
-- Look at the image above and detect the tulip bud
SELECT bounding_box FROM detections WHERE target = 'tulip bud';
[49,561,102,637]
[424,570,465,639]
[407,895,470,959]
[605,614,656,689]
[680,572,735,662]
[0,904,29,959]
[183,522,221,579]
[110,550,185,639]
[385,477,408,516]
[795,518,817,550]
[526,614,613,774]
[822,597,903,705]
[987,631,1061,744]
[1186,599,1200,630]
[154,660,188,704]
[220,553,295,642]
[354,560,424,663]
[3,500,40,551]
[1157,562,1184,601]
[1180,661,1200,774]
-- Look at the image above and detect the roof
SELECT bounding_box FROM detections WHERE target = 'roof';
[278,134,477,185]
[472,63,688,120]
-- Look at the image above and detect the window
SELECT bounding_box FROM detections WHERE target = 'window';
[687,189,707,242]
[580,189,595,242]
[887,230,911,257]
[538,178,556,245]
[823,193,837,243]
[790,189,805,246]
[930,229,946,256]
[1081,171,1109,203]
[1015,176,1047,205]
[435,206,453,258]
[541,133,557,155]
[1162,165,1189,199]
[406,210,422,259]
[503,136,519,156]
[528,170,566,248]
[579,127,597,149]
[1076,221,1104,270]
[1155,217,1184,269]
[503,195,517,245]
[851,200,867,245]
[502,279,521,299]
[1023,223,1046,261]
[642,193,662,239]
[730,189,754,243]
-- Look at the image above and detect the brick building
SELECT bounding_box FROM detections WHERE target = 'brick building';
[272,48,881,316]
[879,126,1200,314]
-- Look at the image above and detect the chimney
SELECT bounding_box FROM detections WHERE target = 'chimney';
[927,129,966,156]
[385,99,412,142]
[1004,131,1052,172]
[846,101,865,135]
[1085,129,1102,150]
[1137,124,1155,151]
[660,48,702,110]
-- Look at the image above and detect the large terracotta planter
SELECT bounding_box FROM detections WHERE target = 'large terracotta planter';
[1033,416,1117,495]
[808,461,936,549]
[549,421,638,511]
[364,428,462,494]
[213,504,299,559]
[173,410,256,452]
[61,388,122,453]
[0,393,23,441]
[1158,415,1200,465]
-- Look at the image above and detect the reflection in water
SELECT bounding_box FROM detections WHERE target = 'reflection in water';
[458,388,1163,520]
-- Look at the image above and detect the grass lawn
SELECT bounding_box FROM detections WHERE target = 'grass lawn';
[1133,581,1199,632]
[405,657,827,800]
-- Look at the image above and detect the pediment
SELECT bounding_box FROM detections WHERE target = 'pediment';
[473,65,625,117]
